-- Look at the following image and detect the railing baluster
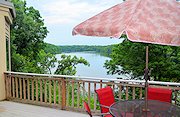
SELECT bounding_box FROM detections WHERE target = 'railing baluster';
[94,83,97,111]
[23,78,26,100]
[140,87,142,99]
[12,77,15,98]
[36,79,38,101]
[58,80,61,104]
[61,78,66,110]
[66,81,69,107]
[100,80,102,89]
[119,85,122,100]
[27,79,30,100]
[45,80,47,103]
[15,77,18,98]
[49,80,52,104]
[32,79,34,101]
[77,82,80,108]
[72,80,74,107]
[88,82,90,106]
[174,90,177,105]
[19,78,22,99]
[133,87,135,99]
[5,75,9,99]
[82,81,86,108]
[40,79,42,102]
[9,76,12,98]
[112,81,115,91]
[126,86,128,100]
[54,80,56,104]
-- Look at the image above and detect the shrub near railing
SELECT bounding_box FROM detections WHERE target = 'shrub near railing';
[4,72,180,113]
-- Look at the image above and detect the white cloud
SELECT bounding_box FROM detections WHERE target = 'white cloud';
[42,0,122,25]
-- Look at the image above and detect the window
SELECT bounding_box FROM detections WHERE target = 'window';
[5,20,11,71]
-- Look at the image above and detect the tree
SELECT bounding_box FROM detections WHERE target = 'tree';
[11,0,48,72]
[104,39,180,82]
[55,55,90,75]
[10,0,90,76]
[36,50,57,74]
[11,0,48,60]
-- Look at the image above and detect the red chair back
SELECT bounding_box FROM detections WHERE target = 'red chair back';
[83,101,92,117]
[95,86,115,114]
[148,87,172,103]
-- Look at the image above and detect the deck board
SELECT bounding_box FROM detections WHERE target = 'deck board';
[0,101,90,117]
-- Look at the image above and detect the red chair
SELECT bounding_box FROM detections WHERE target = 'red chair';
[95,86,115,117]
[148,87,172,103]
[83,101,113,117]
[83,101,92,117]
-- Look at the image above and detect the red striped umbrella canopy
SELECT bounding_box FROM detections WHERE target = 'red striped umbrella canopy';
[73,0,180,46]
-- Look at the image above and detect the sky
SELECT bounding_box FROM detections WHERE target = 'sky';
[26,0,124,46]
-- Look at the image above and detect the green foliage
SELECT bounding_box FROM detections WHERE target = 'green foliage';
[36,50,57,74]
[55,54,90,75]
[11,53,30,72]
[104,39,180,82]
[59,45,113,57]
[10,0,49,73]
[44,43,61,54]
[10,0,90,76]
[11,0,48,59]
[45,45,114,57]
[11,50,56,74]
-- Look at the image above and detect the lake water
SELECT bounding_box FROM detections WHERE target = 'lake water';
[53,52,127,79]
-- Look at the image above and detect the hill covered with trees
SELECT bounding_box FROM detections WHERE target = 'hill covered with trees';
[44,43,114,57]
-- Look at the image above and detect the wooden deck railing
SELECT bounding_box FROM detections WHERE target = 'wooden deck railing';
[4,71,180,113]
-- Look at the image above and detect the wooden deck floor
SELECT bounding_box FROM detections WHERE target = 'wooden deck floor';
[0,101,90,117]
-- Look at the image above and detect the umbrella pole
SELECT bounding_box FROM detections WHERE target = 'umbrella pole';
[144,46,149,111]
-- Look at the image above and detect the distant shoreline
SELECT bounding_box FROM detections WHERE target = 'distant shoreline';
[45,43,115,57]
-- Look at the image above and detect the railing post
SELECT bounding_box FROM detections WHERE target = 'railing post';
[6,74,12,100]
[61,78,66,110]
[5,74,9,100]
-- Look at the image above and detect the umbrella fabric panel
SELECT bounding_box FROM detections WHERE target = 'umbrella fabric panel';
[73,0,180,46]
[73,0,138,37]
[127,0,180,46]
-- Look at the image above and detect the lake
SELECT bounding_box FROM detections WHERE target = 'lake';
[53,52,127,79]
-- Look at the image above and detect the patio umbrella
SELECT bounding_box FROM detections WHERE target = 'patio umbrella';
[72,0,180,111]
